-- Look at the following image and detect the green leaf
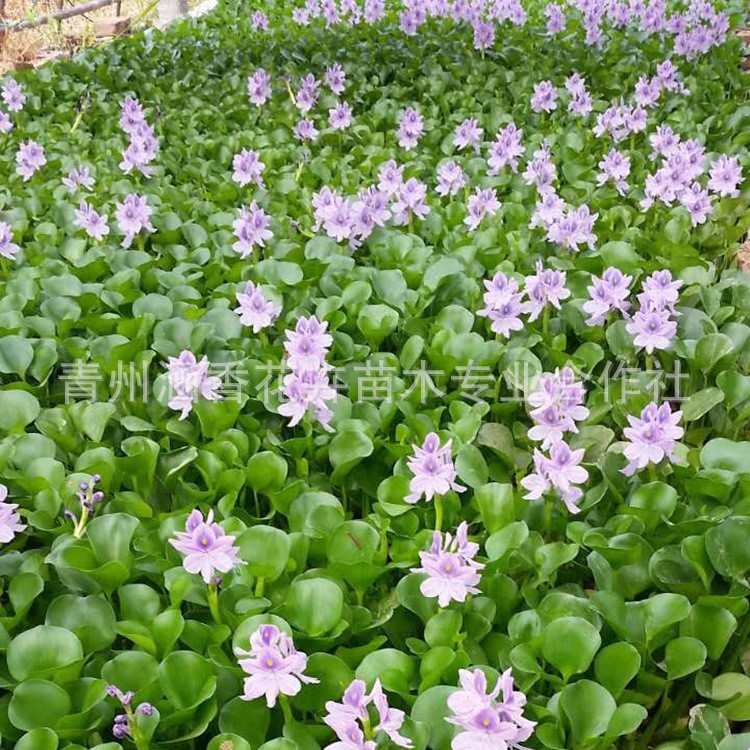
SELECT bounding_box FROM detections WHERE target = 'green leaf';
[705,517,750,578]
[682,388,725,421]
[247,451,289,494]
[665,637,707,679]
[158,651,217,710]
[0,390,40,432]
[411,686,457,750]
[238,525,291,580]
[560,680,617,745]
[285,578,344,636]
[542,617,601,679]
[0,335,35,377]
[594,642,641,698]
[7,625,83,682]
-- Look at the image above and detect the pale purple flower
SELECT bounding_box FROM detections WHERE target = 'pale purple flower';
[597,149,631,195]
[165,350,222,419]
[393,178,430,224]
[1,79,26,111]
[377,159,404,196]
[115,193,155,248]
[640,269,682,311]
[405,432,465,504]
[233,202,273,257]
[296,74,320,114]
[0,484,26,543]
[62,166,94,193]
[293,6,311,24]
[234,281,281,332]
[447,668,535,750]
[411,522,483,607]
[472,19,495,50]
[477,271,524,338]
[707,154,742,198]
[582,267,632,325]
[626,303,677,353]
[119,96,146,135]
[522,140,556,192]
[0,112,12,133]
[546,204,598,253]
[284,315,333,372]
[397,107,424,150]
[530,80,558,113]
[232,149,265,188]
[329,102,353,130]
[15,140,46,181]
[453,118,483,151]
[521,442,588,514]
[293,118,319,142]
[634,75,662,108]
[252,9,269,29]
[237,624,318,707]
[170,509,243,583]
[0,222,20,261]
[621,402,684,476]
[436,161,467,197]
[527,367,589,449]
[248,69,272,106]
[119,120,159,177]
[545,3,566,33]
[325,679,412,750]
[487,123,524,175]
[565,73,592,116]
[74,200,110,242]
[679,181,712,226]
[649,125,681,160]
[324,63,347,94]
[464,187,501,231]
[529,188,565,230]
[522,260,570,321]
[278,368,337,430]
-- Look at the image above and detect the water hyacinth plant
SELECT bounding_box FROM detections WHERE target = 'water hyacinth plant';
[0,0,749,748]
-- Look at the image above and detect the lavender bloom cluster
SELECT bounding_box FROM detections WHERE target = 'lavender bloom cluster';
[119,96,160,177]
[405,432,465,505]
[165,350,222,418]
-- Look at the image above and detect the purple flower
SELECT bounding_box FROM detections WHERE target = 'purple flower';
[120,96,146,134]
[233,202,273,257]
[170,509,243,583]
[522,140,556,192]
[0,222,20,261]
[405,432,465,504]
[236,624,319,707]
[248,69,272,106]
[531,80,558,113]
[527,367,589,449]
[165,350,222,419]
[464,187,501,231]
[649,125,680,159]
[597,149,631,195]
[62,166,94,193]
[234,281,281,332]
[582,267,632,326]
[293,118,319,142]
[477,271,524,338]
[487,123,524,175]
[252,9,269,29]
[15,140,46,181]
[453,118,483,151]
[640,269,683,310]
[119,120,159,177]
[293,7,311,24]
[621,402,684,476]
[546,204,598,253]
[522,260,570,321]
[436,161,467,197]
[325,679,412,750]
[0,484,26,543]
[0,111,13,133]
[284,315,333,372]
[1,79,26,111]
[679,181,712,226]
[377,159,404,196]
[707,154,742,198]
[324,62,347,94]
[296,74,321,114]
[392,178,430,224]
[472,19,495,50]
[447,668,535,750]
[232,149,266,188]
[74,200,110,242]
[545,3,566,33]
[529,188,565,230]
[115,193,155,248]
[329,102,353,130]
[521,442,588,514]
[626,303,677,353]
[411,522,483,607]
[566,73,593,116]
[397,107,424,150]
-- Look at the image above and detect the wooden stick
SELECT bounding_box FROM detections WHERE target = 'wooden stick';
[0,0,119,32]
